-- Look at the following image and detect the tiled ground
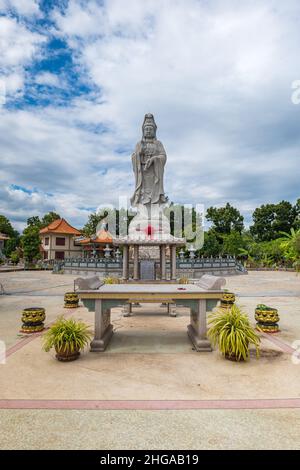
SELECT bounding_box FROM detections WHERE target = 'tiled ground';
[0,270,299,449]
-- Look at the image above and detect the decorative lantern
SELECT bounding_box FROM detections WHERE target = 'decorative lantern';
[179,248,185,260]
[189,245,196,260]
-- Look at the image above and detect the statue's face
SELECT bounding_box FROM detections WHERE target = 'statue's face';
[143,125,155,139]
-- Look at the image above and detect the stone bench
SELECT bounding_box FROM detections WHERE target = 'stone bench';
[74,276,104,291]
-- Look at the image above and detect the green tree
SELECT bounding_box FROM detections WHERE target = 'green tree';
[82,211,110,236]
[294,198,300,229]
[0,215,15,237]
[294,232,300,256]
[0,215,20,256]
[222,231,246,256]
[198,230,222,257]
[279,228,300,262]
[41,212,60,228]
[10,250,20,265]
[250,201,297,242]
[26,216,42,229]
[4,231,20,257]
[82,209,134,237]
[21,225,41,263]
[26,212,60,230]
[206,203,244,235]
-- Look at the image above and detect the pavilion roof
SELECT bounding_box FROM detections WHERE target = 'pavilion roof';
[40,218,81,235]
[76,229,113,245]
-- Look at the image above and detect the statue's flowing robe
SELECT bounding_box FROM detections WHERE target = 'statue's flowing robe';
[130,139,167,206]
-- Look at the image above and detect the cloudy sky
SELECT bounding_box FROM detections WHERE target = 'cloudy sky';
[0,0,300,232]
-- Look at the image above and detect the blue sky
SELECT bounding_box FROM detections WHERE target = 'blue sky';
[0,0,300,231]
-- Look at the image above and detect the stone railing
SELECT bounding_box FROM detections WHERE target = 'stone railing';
[52,255,246,277]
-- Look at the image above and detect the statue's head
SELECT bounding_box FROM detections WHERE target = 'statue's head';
[142,113,157,139]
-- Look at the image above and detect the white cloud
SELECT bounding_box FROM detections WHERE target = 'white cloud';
[35,72,61,87]
[0,0,40,17]
[1,0,300,231]
[0,16,46,97]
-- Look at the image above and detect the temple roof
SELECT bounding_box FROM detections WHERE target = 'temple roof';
[76,229,113,245]
[40,218,81,235]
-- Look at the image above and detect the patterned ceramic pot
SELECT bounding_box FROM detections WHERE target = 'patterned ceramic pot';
[55,344,80,362]
[21,307,45,333]
[220,292,236,310]
[255,305,280,333]
[64,292,79,308]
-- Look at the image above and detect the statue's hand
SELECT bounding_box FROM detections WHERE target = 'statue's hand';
[145,157,154,170]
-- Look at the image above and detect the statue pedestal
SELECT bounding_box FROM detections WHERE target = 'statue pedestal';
[128,203,171,241]
[114,204,185,281]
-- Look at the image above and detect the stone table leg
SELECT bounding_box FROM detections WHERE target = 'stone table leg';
[187,299,212,351]
[90,299,113,352]
[133,245,139,281]
[122,302,133,317]
[171,245,177,280]
[167,302,177,317]
[160,245,166,280]
[122,245,129,280]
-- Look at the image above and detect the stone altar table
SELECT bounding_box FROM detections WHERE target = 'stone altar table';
[77,283,224,352]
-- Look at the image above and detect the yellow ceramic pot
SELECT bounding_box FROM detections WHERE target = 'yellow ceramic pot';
[255,306,280,333]
[64,292,79,308]
[21,307,45,333]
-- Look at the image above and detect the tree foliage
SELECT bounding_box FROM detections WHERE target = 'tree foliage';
[0,215,15,237]
[26,212,60,230]
[41,211,60,228]
[82,209,134,237]
[0,215,20,256]
[250,200,297,242]
[21,225,41,263]
[198,230,221,257]
[206,203,244,235]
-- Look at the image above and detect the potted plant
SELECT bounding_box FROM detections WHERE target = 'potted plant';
[208,304,260,361]
[42,316,92,362]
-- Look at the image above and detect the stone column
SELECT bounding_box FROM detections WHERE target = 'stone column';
[122,245,129,280]
[133,245,139,280]
[90,299,114,352]
[160,245,166,280]
[187,299,212,351]
[171,245,177,280]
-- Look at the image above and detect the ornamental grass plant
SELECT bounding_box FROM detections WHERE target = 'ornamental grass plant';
[208,304,260,361]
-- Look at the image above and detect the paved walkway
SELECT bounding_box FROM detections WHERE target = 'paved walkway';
[0,270,299,449]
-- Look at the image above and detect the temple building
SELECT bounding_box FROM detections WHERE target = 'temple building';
[39,218,82,260]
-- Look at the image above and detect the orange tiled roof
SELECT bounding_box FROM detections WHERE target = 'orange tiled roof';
[77,229,113,244]
[40,218,81,235]
[0,233,9,240]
